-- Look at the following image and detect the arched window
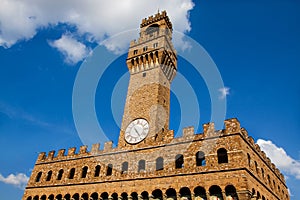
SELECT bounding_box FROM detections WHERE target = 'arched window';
[72,193,79,200]
[64,194,71,200]
[55,194,62,200]
[57,169,63,180]
[106,164,113,176]
[209,185,223,199]
[179,187,191,200]
[255,161,258,173]
[100,192,109,200]
[217,148,228,164]
[122,162,128,174]
[81,166,88,178]
[81,193,89,200]
[156,157,164,171]
[48,194,54,200]
[225,185,239,200]
[175,154,184,169]
[145,24,159,36]
[40,195,46,200]
[247,153,251,167]
[194,186,206,199]
[94,165,101,177]
[33,195,39,200]
[261,168,265,178]
[46,170,52,181]
[69,168,75,179]
[112,193,118,200]
[166,188,177,199]
[91,193,98,200]
[152,189,163,200]
[131,192,138,200]
[121,193,128,200]
[138,160,146,172]
[35,172,42,182]
[26,196,32,200]
[196,151,206,166]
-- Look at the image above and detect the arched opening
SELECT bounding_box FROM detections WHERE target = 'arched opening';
[152,189,163,200]
[156,157,164,171]
[255,161,258,173]
[106,164,113,176]
[194,186,206,199]
[64,194,71,200]
[196,151,206,166]
[131,192,138,200]
[262,196,266,200]
[247,153,251,167]
[35,172,42,182]
[26,197,32,200]
[217,148,228,164]
[55,194,62,200]
[138,160,146,172]
[251,188,256,197]
[81,166,88,178]
[179,187,191,200]
[146,24,159,37]
[46,170,52,181]
[40,195,46,200]
[257,192,261,199]
[141,191,149,200]
[122,161,129,174]
[33,195,39,200]
[101,192,109,200]
[121,192,128,200]
[94,165,101,177]
[225,185,239,200]
[175,154,184,169]
[166,188,177,200]
[57,169,63,180]
[72,193,79,200]
[48,194,54,200]
[91,192,98,200]
[81,193,89,200]
[261,168,265,178]
[209,185,223,200]
[111,193,118,200]
[69,168,75,179]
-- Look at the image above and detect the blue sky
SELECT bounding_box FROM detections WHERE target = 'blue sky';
[0,0,299,199]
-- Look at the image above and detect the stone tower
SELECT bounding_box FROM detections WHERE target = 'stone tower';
[119,10,177,148]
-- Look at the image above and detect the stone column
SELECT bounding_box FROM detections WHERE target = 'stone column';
[205,192,210,200]
[138,195,143,200]
[149,195,154,200]
[222,192,226,200]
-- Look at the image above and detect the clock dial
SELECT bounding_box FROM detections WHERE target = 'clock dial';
[125,119,149,144]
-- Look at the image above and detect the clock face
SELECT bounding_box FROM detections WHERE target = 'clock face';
[125,119,149,144]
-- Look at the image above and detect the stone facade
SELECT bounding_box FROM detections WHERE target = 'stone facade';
[23,11,290,200]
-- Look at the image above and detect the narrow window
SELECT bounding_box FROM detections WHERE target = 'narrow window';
[261,168,265,178]
[121,162,128,174]
[143,46,148,52]
[106,164,113,176]
[143,72,146,77]
[57,169,63,180]
[81,166,88,178]
[255,161,258,173]
[138,160,145,172]
[69,168,75,179]
[46,170,52,181]
[94,165,101,177]
[35,172,42,182]
[196,151,206,166]
[217,148,228,164]
[153,43,158,48]
[133,49,138,55]
[175,154,184,169]
[156,157,164,171]
[247,153,251,167]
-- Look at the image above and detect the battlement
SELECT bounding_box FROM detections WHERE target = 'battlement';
[141,10,172,30]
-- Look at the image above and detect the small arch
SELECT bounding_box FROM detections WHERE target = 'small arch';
[46,170,52,181]
[111,193,118,200]
[257,192,261,199]
[209,185,223,200]
[166,188,177,200]
[40,195,46,200]
[138,160,146,172]
[141,191,149,200]
[101,192,109,200]
[254,161,258,173]
[81,193,89,200]
[131,192,138,200]
[179,187,191,200]
[64,194,71,200]
[175,154,184,169]
[146,24,159,36]
[35,171,42,182]
[156,157,164,171]
[26,197,32,200]
[81,166,88,178]
[122,161,129,174]
[196,151,206,166]
[106,164,113,176]
[94,165,101,177]
[251,188,256,197]
[217,148,228,164]
[225,185,239,200]
[194,186,206,199]
[152,189,163,200]
[33,195,39,200]
[121,192,128,200]
[261,168,265,178]
[90,192,98,200]
[69,168,75,179]
[55,194,62,200]
[131,59,135,66]
[262,195,266,200]
[72,193,79,200]
[48,194,54,200]
[247,153,251,167]
[57,169,64,180]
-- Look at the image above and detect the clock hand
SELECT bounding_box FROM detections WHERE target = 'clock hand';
[133,127,141,136]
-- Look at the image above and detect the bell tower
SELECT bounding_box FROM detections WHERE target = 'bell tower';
[119,11,177,148]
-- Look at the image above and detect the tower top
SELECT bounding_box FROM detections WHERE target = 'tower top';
[141,10,172,30]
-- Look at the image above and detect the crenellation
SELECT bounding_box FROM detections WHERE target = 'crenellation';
[91,143,100,154]
[57,149,65,158]
[224,118,241,134]
[203,122,215,137]
[182,126,194,139]
[37,152,46,162]
[104,141,113,152]
[79,145,88,154]
[46,150,55,161]
[67,147,76,156]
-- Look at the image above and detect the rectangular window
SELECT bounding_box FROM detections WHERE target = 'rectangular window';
[143,46,148,52]
[133,49,138,55]
[153,43,158,48]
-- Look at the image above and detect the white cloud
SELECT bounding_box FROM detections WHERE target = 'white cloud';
[49,34,91,65]
[0,0,194,60]
[218,87,230,99]
[0,173,29,189]
[257,139,300,180]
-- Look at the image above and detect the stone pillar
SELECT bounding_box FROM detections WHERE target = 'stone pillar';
[250,195,257,200]
[191,194,195,200]
[138,195,143,200]
[205,192,210,200]
[222,192,226,200]
[149,195,154,200]
[128,196,133,200]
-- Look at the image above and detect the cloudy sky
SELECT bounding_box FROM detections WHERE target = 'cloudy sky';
[0,0,300,199]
